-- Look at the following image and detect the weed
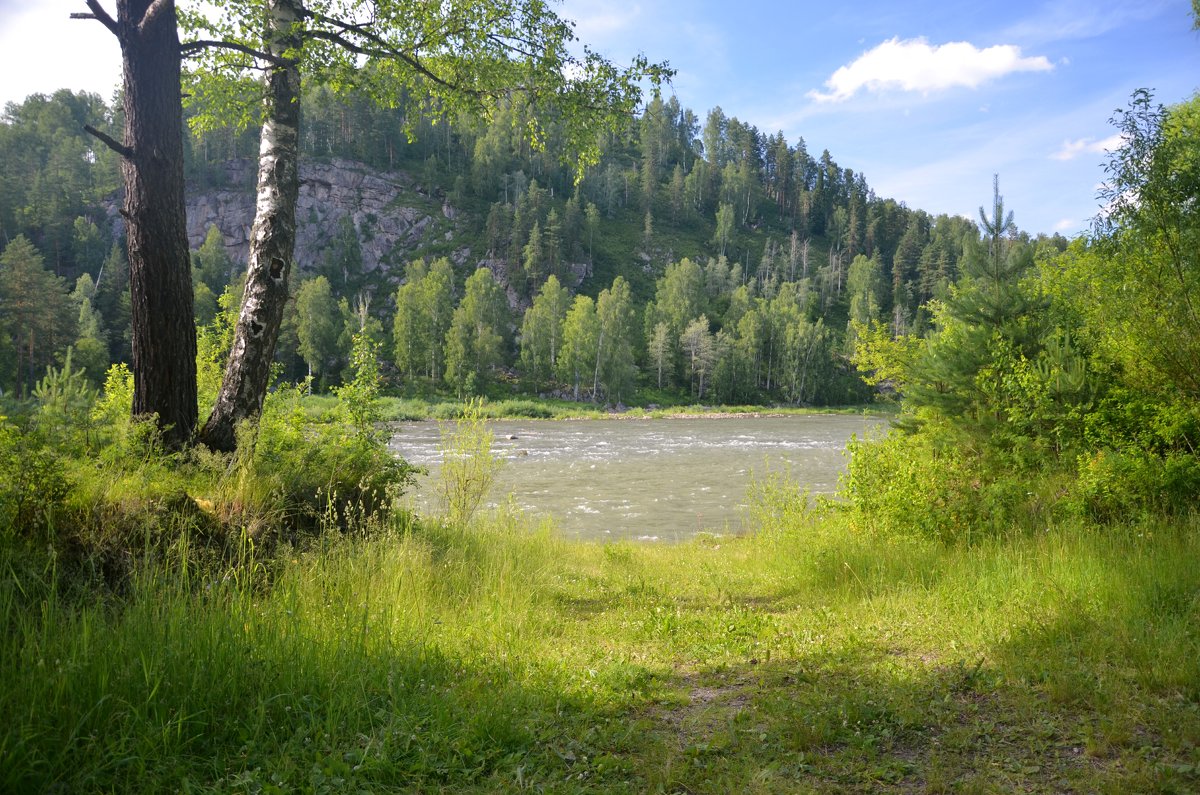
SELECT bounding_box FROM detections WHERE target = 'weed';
[435,398,503,527]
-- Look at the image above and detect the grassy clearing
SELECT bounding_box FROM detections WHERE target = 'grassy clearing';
[3,503,1198,793]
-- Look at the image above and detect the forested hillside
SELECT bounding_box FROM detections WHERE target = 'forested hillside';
[0,84,1069,406]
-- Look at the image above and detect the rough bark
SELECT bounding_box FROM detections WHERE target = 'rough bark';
[198,0,301,452]
[116,0,198,447]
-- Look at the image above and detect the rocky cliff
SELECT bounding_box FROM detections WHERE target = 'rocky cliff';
[107,156,591,306]
[184,158,463,281]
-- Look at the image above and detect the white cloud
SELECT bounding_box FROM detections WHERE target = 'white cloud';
[1053,218,1078,232]
[1050,133,1124,161]
[807,37,1054,103]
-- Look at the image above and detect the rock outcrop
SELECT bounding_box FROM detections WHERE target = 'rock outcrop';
[106,156,593,308]
[183,158,447,280]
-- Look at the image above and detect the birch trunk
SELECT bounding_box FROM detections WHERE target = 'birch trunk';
[199,0,301,452]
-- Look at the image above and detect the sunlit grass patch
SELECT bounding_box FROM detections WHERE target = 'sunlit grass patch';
[2,471,1199,792]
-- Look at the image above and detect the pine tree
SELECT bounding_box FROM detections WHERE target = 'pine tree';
[905,177,1046,429]
[0,236,74,397]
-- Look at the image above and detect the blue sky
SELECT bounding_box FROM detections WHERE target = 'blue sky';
[3,1,1197,235]
[559,0,1200,235]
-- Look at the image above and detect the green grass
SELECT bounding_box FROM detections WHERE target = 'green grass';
[368,394,888,422]
[3,503,1198,793]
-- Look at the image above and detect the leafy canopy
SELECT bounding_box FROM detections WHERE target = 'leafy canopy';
[178,0,672,179]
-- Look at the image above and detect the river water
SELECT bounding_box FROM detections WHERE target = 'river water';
[389,414,885,541]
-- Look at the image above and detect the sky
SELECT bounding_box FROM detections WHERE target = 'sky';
[2,1,1198,236]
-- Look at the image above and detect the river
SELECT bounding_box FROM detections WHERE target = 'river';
[389,414,885,541]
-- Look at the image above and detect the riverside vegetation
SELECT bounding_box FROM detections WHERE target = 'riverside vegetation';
[3,26,1200,795]
[1,380,1198,793]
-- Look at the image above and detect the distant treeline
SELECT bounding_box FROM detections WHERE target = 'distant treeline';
[0,84,1070,404]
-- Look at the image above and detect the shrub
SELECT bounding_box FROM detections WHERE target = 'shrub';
[1073,448,1200,522]
[746,464,817,540]
[0,416,69,541]
[489,399,555,419]
[250,379,416,535]
[841,428,986,542]
[436,398,503,527]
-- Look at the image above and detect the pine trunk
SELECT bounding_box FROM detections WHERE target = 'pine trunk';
[198,0,301,452]
[119,0,197,447]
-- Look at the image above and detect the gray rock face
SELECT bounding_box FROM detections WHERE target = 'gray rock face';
[107,156,592,304]
[183,158,448,279]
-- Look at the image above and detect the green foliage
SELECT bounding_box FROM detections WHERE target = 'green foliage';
[745,464,825,543]
[594,276,638,403]
[519,274,570,388]
[557,294,598,400]
[0,236,75,397]
[181,0,670,182]
[435,398,503,527]
[680,315,716,398]
[196,282,241,410]
[317,215,365,297]
[32,347,97,451]
[843,428,984,541]
[239,377,416,534]
[444,267,509,397]
[1056,92,1200,400]
[192,223,234,294]
[0,92,119,263]
[1074,448,1200,523]
[89,362,153,465]
[0,415,69,540]
[393,257,455,385]
[294,275,346,387]
[334,332,383,438]
[849,319,918,394]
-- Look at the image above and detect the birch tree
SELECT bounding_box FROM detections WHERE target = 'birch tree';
[181,0,668,449]
[519,274,569,388]
[557,295,597,401]
[594,276,636,402]
[680,315,716,398]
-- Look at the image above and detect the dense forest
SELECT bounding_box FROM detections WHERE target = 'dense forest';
[0,83,1070,407]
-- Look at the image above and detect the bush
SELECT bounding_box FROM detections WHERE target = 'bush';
[1073,448,1200,522]
[488,399,554,419]
[0,416,69,541]
[436,398,503,527]
[249,379,417,535]
[841,428,986,542]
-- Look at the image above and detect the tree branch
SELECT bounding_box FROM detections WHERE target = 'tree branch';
[138,0,172,34]
[302,8,373,34]
[302,28,470,96]
[181,39,287,65]
[84,124,133,159]
[73,0,118,37]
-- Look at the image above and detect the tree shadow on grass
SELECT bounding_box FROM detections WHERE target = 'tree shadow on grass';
[612,643,1197,794]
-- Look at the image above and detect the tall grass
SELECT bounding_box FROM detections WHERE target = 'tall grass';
[3,500,1198,792]
[2,376,1197,792]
